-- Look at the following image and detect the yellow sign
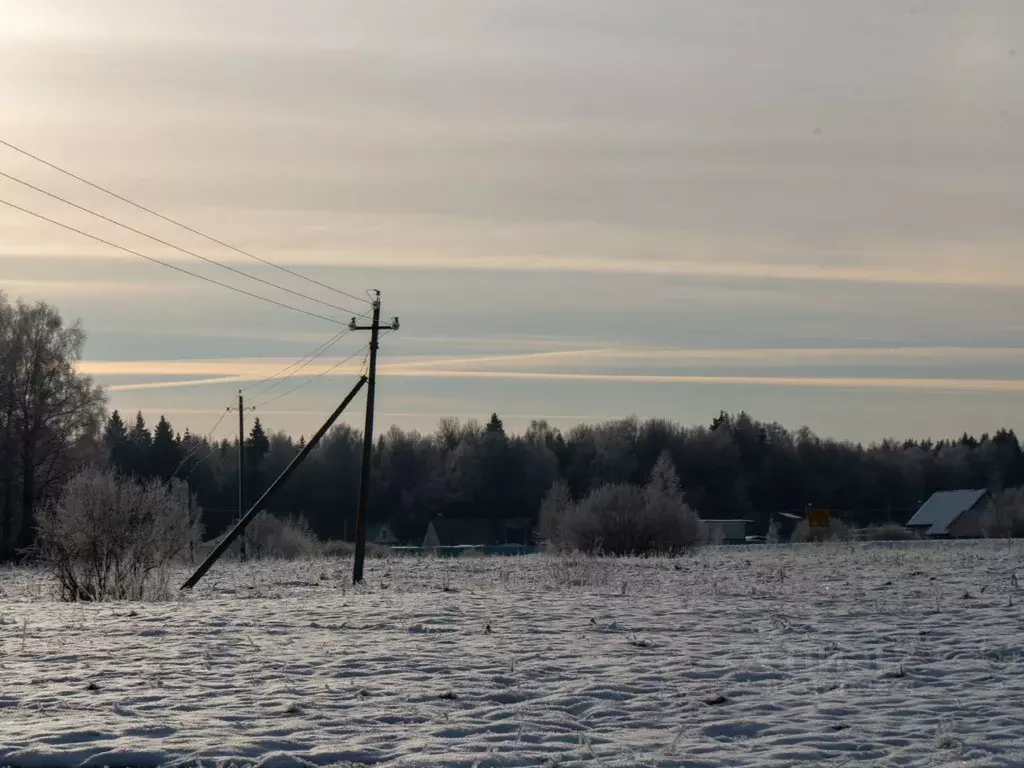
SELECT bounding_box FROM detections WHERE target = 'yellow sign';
[807,509,831,528]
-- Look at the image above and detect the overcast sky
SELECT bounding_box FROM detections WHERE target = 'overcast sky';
[2,0,1023,443]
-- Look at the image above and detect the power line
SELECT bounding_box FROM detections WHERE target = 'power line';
[250,345,369,409]
[0,197,346,325]
[188,440,225,476]
[0,170,363,316]
[0,138,372,305]
[175,405,232,476]
[245,327,353,399]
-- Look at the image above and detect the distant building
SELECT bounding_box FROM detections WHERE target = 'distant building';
[422,518,500,550]
[367,522,400,546]
[499,517,532,546]
[702,518,753,544]
[772,512,804,539]
[906,489,990,538]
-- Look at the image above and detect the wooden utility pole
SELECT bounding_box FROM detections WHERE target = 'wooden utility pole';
[350,291,399,584]
[237,391,247,562]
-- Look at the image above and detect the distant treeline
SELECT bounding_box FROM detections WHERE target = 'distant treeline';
[5,292,1024,558]
[101,408,1024,545]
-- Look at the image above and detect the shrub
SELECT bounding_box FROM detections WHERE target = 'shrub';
[790,518,851,543]
[536,479,572,549]
[545,452,706,554]
[981,489,1024,538]
[243,512,321,560]
[321,539,393,558]
[861,522,917,541]
[561,483,647,554]
[322,539,355,557]
[36,467,197,601]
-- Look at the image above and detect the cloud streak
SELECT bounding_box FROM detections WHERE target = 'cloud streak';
[105,375,246,392]
[84,345,1024,394]
[13,247,1024,290]
[380,369,1024,393]
[324,252,1024,290]
[81,345,1024,378]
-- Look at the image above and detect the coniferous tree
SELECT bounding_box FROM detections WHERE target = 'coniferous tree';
[247,418,270,465]
[127,412,152,478]
[103,410,131,472]
[151,415,180,481]
[245,417,271,499]
[486,413,505,436]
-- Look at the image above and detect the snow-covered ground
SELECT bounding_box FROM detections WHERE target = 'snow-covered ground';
[1,541,1023,767]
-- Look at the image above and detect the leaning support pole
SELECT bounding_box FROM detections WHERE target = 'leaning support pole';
[180,375,368,590]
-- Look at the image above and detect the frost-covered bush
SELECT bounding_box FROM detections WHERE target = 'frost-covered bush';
[243,512,322,559]
[561,483,647,554]
[541,453,706,554]
[36,467,198,601]
[536,479,573,551]
[791,518,851,543]
[982,489,1024,538]
[861,522,918,541]
[320,539,392,559]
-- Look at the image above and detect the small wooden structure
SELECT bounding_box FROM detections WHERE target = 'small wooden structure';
[807,509,832,528]
[367,522,400,546]
[703,518,754,544]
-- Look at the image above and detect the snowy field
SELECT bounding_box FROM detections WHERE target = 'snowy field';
[1,541,1023,768]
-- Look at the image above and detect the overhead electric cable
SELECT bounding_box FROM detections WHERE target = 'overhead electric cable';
[175,405,232,475]
[0,170,363,316]
[245,327,354,399]
[0,138,371,305]
[0,197,345,325]
[250,345,369,409]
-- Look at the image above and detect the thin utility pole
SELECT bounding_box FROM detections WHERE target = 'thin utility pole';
[181,376,368,590]
[237,391,247,562]
[187,486,195,565]
[350,291,399,584]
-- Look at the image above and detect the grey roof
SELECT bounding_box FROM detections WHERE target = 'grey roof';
[906,489,987,535]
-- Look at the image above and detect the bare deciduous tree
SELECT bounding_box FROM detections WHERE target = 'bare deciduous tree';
[0,294,105,559]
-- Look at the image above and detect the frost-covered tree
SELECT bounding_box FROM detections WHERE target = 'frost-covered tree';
[0,294,105,558]
[37,467,199,601]
[537,479,573,548]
